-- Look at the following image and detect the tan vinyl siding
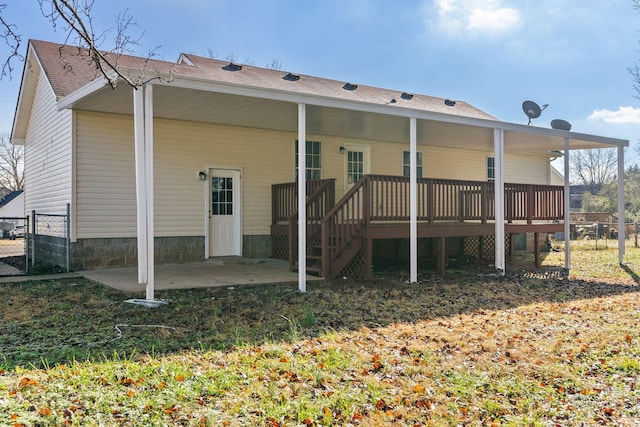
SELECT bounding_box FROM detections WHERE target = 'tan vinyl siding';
[504,154,550,184]
[75,111,136,238]
[75,112,295,238]
[24,71,72,214]
[74,111,553,239]
[154,119,294,236]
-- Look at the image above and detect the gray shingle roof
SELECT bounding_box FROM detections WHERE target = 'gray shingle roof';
[30,39,495,121]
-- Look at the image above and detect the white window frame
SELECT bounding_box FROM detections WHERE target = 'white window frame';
[403,150,423,178]
[295,140,322,181]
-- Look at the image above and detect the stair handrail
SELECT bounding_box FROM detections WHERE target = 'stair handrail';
[320,175,371,278]
[287,179,336,270]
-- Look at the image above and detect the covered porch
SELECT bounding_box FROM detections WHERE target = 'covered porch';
[56,54,629,300]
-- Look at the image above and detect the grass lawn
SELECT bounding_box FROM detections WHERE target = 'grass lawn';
[1,240,640,426]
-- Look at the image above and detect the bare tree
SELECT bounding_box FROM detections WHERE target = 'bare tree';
[0,3,23,79]
[570,148,617,194]
[38,0,154,88]
[633,1,640,99]
[1,1,160,88]
[266,58,284,71]
[0,133,24,191]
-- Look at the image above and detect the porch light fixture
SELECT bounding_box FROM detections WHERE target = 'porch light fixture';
[342,82,358,91]
[444,99,456,107]
[222,62,243,72]
[401,92,414,100]
[198,171,207,180]
[339,146,346,154]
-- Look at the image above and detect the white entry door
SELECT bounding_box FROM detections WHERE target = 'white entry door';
[209,169,241,257]
[345,144,370,191]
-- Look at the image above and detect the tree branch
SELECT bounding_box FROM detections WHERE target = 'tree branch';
[0,3,23,80]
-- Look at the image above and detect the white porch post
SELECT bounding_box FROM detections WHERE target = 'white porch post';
[618,145,626,264]
[144,85,155,300]
[563,137,570,270]
[297,103,307,292]
[133,87,148,287]
[409,117,418,283]
[132,84,156,303]
[494,129,505,275]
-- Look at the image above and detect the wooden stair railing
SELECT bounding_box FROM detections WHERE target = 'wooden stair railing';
[287,179,336,273]
[320,175,371,279]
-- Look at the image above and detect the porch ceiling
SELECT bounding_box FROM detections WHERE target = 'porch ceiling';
[71,81,624,155]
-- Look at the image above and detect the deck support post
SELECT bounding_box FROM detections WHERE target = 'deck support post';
[617,145,625,264]
[533,232,540,267]
[409,117,418,283]
[563,138,570,270]
[494,129,505,276]
[297,103,307,292]
[365,238,373,280]
[437,237,446,274]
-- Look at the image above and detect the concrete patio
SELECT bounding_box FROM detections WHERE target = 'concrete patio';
[78,257,320,292]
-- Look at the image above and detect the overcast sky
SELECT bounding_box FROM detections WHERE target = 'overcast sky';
[1,0,639,164]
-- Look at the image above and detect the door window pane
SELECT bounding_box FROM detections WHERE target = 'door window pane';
[212,177,234,216]
[347,150,364,184]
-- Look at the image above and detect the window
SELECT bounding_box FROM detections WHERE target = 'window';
[295,140,321,180]
[402,151,423,178]
[211,177,233,215]
[487,157,495,181]
[347,150,365,184]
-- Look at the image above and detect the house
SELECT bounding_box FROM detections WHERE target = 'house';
[11,39,628,295]
[0,190,24,218]
[0,190,24,234]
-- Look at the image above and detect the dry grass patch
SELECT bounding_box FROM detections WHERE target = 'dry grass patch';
[1,244,640,425]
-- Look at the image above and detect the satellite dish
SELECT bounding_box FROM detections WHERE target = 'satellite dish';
[522,100,549,125]
[551,119,572,131]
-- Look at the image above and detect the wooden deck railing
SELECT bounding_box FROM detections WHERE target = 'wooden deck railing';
[283,179,336,270]
[273,175,564,278]
[272,179,335,225]
[365,175,564,223]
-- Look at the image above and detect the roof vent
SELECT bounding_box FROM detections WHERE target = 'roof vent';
[401,92,414,100]
[222,62,243,72]
[283,72,300,82]
[444,99,456,107]
[343,82,358,91]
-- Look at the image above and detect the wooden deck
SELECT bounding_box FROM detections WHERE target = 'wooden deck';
[272,175,564,279]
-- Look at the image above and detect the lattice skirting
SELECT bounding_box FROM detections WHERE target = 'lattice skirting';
[338,249,367,279]
[463,235,512,261]
[272,235,289,261]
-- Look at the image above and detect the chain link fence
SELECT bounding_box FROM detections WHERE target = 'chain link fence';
[0,216,28,275]
[30,204,71,273]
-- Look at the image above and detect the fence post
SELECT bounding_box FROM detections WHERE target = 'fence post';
[636,223,638,248]
[66,203,71,272]
[31,210,36,268]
